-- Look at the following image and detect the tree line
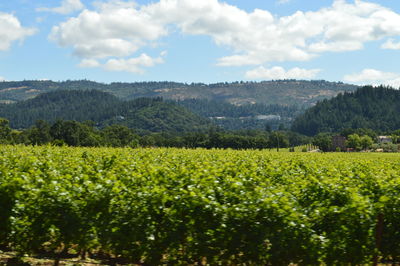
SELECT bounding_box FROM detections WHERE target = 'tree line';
[0,118,311,150]
[312,128,400,152]
[2,117,400,152]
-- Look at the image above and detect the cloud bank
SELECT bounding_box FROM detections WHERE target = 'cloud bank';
[344,69,400,88]
[245,66,320,80]
[50,0,400,76]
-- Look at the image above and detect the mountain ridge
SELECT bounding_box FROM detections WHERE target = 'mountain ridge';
[0,79,358,107]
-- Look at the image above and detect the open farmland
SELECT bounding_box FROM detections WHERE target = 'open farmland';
[1,146,400,265]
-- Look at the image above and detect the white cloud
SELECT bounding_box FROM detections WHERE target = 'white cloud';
[50,0,400,73]
[381,38,400,50]
[0,76,6,81]
[78,59,101,68]
[50,5,166,60]
[245,66,321,80]
[309,41,363,53]
[344,68,400,88]
[104,53,164,74]
[277,0,290,4]
[80,53,165,74]
[344,69,398,82]
[0,12,36,51]
[37,0,84,15]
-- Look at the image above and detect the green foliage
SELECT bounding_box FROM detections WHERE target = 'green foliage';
[346,134,362,151]
[1,147,399,264]
[101,124,139,147]
[26,120,52,145]
[49,120,101,147]
[0,118,11,143]
[268,131,289,150]
[372,143,399,152]
[360,135,373,150]
[0,116,311,149]
[312,132,332,152]
[344,134,373,151]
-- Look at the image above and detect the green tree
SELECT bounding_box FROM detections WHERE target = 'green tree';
[360,135,373,150]
[268,132,289,151]
[346,134,362,151]
[0,118,11,144]
[50,120,101,147]
[27,120,52,145]
[312,133,332,152]
[102,124,139,147]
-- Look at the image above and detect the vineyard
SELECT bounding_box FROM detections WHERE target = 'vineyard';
[1,146,400,265]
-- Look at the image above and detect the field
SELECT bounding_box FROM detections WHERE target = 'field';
[1,145,400,265]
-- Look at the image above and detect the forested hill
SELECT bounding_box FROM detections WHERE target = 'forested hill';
[0,80,358,106]
[0,90,211,132]
[291,86,400,135]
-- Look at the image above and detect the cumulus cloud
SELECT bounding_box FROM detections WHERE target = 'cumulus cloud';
[80,53,165,74]
[37,0,84,15]
[104,53,164,74]
[344,68,400,88]
[245,66,321,80]
[50,0,400,73]
[50,3,166,60]
[78,59,101,68]
[0,12,36,51]
[381,39,400,50]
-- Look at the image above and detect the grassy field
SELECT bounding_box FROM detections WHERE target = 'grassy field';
[1,145,400,265]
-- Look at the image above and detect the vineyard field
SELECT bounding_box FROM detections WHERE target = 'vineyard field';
[1,145,400,264]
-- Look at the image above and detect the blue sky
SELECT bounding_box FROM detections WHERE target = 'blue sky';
[1,0,400,86]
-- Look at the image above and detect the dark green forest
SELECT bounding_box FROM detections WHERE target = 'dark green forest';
[292,86,400,136]
[0,90,210,132]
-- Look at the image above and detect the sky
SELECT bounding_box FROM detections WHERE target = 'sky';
[1,0,400,86]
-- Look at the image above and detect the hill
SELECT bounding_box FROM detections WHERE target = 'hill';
[291,86,400,135]
[0,80,358,107]
[0,90,211,132]
[178,98,303,130]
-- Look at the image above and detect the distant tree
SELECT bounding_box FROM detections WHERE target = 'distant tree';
[268,132,289,151]
[27,120,52,145]
[346,134,362,151]
[287,131,311,147]
[360,135,373,150]
[312,133,332,152]
[391,134,400,144]
[140,135,156,147]
[102,124,139,147]
[50,120,101,147]
[0,118,11,144]
[183,132,208,148]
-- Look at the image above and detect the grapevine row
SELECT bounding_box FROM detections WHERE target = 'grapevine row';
[1,146,400,264]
